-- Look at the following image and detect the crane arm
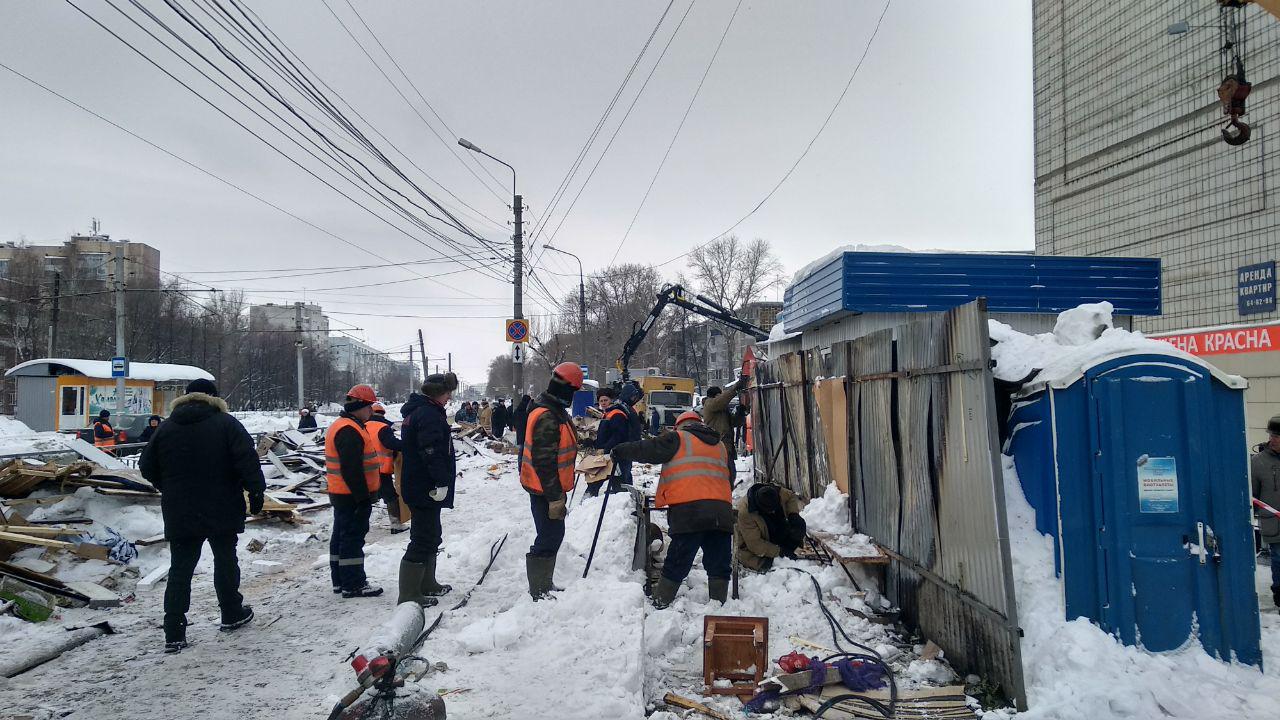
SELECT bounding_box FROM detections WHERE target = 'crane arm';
[614,284,770,380]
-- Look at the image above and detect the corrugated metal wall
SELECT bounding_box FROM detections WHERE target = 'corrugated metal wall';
[751,300,1026,708]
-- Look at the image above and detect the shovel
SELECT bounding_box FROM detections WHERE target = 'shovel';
[582,463,621,578]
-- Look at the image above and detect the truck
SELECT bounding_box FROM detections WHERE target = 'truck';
[635,375,697,430]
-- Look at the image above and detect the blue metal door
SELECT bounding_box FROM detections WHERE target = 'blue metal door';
[1088,359,1260,663]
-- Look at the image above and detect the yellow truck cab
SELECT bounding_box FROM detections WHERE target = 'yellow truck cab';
[636,376,696,429]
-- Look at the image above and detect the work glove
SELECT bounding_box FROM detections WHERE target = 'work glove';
[248,493,264,515]
[547,498,567,521]
[429,486,449,502]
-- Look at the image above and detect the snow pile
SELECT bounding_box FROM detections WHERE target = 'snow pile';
[989,302,1206,385]
[801,483,853,533]
[0,416,35,438]
[987,456,1280,719]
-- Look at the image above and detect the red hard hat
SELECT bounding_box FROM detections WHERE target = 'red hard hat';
[346,384,377,404]
[553,362,584,389]
[371,402,386,414]
[675,411,702,426]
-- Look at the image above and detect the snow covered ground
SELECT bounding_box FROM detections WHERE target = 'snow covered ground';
[3,403,1279,719]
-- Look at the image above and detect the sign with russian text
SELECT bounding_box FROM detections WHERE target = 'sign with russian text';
[1238,261,1276,315]
[1154,323,1280,356]
[1137,456,1179,514]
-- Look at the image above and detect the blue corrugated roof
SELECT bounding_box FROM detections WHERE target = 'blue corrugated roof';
[781,252,1162,331]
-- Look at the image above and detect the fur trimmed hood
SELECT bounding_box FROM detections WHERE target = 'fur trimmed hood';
[169,391,229,415]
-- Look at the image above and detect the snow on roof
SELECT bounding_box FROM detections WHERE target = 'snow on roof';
[789,243,922,285]
[992,303,1245,392]
[4,358,214,382]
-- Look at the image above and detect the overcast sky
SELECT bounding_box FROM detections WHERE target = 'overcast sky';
[0,1,1033,385]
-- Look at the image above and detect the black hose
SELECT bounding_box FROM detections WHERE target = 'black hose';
[786,568,898,718]
[813,692,893,719]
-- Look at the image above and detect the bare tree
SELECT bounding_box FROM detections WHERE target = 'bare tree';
[688,235,784,311]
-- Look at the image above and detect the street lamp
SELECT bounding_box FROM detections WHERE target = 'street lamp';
[458,137,524,395]
[542,245,586,365]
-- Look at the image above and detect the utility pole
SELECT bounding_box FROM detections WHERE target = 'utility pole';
[513,193,524,396]
[294,302,305,409]
[447,352,452,373]
[113,244,125,418]
[47,272,61,358]
[408,345,415,396]
[417,329,428,379]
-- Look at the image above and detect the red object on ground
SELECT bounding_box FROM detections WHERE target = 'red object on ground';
[777,651,812,674]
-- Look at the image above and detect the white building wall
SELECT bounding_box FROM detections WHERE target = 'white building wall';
[1033,0,1280,443]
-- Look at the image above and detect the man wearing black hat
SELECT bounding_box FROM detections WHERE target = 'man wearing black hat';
[398,372,460,606]
[92,408,116,448]
[140,378,264,654]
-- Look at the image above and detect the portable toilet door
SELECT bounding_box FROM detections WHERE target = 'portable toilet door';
[1082,354,1260,665]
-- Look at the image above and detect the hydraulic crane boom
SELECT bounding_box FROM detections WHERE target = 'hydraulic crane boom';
[615,284,771,381]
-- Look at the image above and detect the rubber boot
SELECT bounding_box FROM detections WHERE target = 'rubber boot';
[396,560,438,607]
[708,577,729,604]
[526,553,554,600]
[651,576,680,609]
[421,553,453,597]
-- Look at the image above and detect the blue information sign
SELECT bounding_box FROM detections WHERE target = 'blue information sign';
[110,356,128,378]
[1238,261,1276,316]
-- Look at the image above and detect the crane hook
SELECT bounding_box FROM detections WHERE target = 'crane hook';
[1222,117,1251,146]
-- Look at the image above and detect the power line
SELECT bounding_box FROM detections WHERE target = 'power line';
[656,0,893,267]
[527,0,676,250]
[610,0,745,265]
[330,0,512,205]
[67,0,508,289]
[0,57,514,316]
[536,0,696,256]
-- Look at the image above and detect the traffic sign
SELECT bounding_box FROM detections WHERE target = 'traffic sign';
[505,318,530,343]
[111,357,128,378]
[581,364,590,380]
[511,343,525,365]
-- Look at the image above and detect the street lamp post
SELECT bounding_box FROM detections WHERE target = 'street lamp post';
[458,137,523,395]
[543,245,585,366]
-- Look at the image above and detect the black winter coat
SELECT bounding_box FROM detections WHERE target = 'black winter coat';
[400,393,457,508]
[491,403,509,436]
[611,421,735,535]
[139,393,266,541]
[513,395,532,446]
[595,406,630,452]
[297,412,318,430]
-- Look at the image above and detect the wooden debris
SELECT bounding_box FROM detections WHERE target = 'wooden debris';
[810,531,890,565]
[662,693,735,720]
[0,530,75,550]
[0,561,91,605]
[63,581,121,609]
[794,684,976,719]
[0,525,82,538]
[137,564,169,590]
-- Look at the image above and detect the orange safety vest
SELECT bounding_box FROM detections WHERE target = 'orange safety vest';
[519,406,577,495]
[655,431,732,508]
[366,417,396,475]
[324,417,382,495]
[605,407,627,423]
[93,421,116,448]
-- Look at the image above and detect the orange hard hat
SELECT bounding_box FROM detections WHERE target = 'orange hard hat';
[675,411,702,426]
[346,384,377,404]
[553,362,584,389]
[371,402,386,414]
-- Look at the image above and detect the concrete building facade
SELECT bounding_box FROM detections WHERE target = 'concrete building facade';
[1033,1,1280,443]
[0,233,160,287]
[249,302,329,352]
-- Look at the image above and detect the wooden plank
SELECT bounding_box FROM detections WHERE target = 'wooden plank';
[0,525,82,538]
[816,377,850,494]
[0,530,76,550]
[135,533,167,546]
[2,495,73,507]
[137,564,169,590]
[661,693,734,720]
[93,488,162,499]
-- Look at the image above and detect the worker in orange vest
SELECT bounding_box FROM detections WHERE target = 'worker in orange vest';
[611,410,734,608]
[366,403,406,534]
[520,362,583,599]
[93,409,116,448]
[324,384,384,599]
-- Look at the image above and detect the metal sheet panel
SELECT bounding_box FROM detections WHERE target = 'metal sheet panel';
[783,252,1161,330]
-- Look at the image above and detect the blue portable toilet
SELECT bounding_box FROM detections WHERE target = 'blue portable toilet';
[1006,352,1262,666]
